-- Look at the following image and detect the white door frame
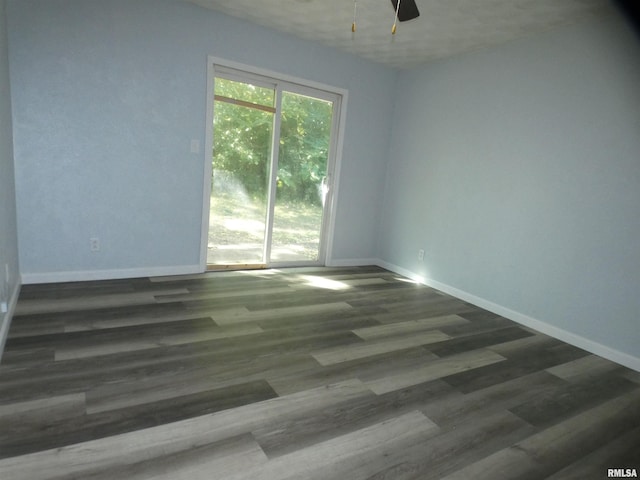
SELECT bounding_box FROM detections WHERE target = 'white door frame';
[199,57,348,271]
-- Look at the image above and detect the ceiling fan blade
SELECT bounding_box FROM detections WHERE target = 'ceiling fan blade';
[390,0,420,22]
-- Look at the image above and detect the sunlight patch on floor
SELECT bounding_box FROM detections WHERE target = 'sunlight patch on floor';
[297,275,351,291]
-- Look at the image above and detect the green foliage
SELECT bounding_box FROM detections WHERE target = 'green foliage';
[213,78,332,205]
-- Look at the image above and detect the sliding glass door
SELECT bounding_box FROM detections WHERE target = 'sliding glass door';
[205,66,341,269]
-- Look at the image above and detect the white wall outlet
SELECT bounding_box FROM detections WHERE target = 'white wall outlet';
[90,237,100,252]
[418,249,425,261]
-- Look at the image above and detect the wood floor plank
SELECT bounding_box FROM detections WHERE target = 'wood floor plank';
[84,354,318,414]
[253,377,453,458]
[16,278,139,300]
[186,287,367,313]
[154,285,295,303]
[362,410,536,480]
[422,370,566,428]
[55,323,264,361]
[268,346,440,396]
[225,410,439,480]
[436,316,518,338]
[545,353,621,381]
[311,330,450,366]
[0,347,55,368]
[364,297,474,317]
[545,426,640,479]
[508,371,638,428]
[440,387,640,480]
[9,301,192,336]
[0,379,373,480]
[63,313,214,333]
[0,380,278,459]
[365,348,507,395]
[352,314,469,340]
[0,393,86,425]
[257,309,379,334]
[0,329,360,406]
[6,316,247,350]
[80,434,269,480]
[14,288,190,315]
[426,325,534,357]
[212,301,354,325]
[621,369,640,385]
[487,331,561,356]
[443,342,590,393]
[6,322,65,338]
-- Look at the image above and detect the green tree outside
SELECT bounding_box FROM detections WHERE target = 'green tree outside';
[213,77,332,206]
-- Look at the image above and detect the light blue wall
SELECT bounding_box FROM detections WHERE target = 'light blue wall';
[0,0,20,356]
[7,0,396,280]
[379,8,640,362]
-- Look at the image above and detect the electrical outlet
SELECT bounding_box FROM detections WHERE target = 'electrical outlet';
[90,237,100,252]
[418,249,425,261]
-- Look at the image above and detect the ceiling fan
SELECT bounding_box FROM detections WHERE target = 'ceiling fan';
[352,0,420,34]
[390,0,420,22]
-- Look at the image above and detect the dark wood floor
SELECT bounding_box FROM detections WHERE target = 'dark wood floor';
[0,266,638,479]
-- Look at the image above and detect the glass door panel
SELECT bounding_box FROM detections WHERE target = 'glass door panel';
[270,92,334,263]
[208,77,275,266]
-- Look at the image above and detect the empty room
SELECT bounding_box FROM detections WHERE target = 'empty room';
[0,0,639,478]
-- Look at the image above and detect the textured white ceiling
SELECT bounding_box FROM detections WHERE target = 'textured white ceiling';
[184,0,613,68]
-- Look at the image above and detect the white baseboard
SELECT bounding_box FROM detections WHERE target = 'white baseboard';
[0,280,22,362]
[21,264,203,284]
[376,259,640,373]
